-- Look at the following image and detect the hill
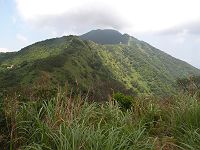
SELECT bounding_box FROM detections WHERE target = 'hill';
[0,52,16,63]
[0,29,200,99]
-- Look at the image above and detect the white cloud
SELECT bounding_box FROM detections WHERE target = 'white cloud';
[195,37,200,43]
[0,48,10,52]
[16,33,28,43]
[15,0,200,34]
[173,29,188,44]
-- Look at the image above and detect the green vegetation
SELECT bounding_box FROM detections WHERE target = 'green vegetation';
[113,92,133,110]
[1,84,200,149]
[0,31,200,98]
[1,30,200,149]
[177,76,200,96]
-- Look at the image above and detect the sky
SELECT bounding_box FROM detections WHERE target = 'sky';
[0,0,200,68]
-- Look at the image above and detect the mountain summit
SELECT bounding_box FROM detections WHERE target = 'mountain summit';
[80,29,131,45]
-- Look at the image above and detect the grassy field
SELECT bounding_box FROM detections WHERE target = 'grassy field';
[1,85,200,150]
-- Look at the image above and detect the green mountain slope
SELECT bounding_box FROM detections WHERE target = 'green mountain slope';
[0,30,199,99]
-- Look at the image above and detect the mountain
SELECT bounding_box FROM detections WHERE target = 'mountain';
[0,29,200,99]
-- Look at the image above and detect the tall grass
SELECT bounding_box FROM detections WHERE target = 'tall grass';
[170,94,200,149]
[2,88,200,149]
[10,91,156,150]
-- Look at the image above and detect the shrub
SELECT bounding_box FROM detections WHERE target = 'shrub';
[113,92,133,110]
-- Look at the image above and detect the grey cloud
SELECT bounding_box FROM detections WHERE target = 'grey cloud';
[30,6,129,35]
[158,19,200,35]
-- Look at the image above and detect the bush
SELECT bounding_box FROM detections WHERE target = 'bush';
[113,92,133,110]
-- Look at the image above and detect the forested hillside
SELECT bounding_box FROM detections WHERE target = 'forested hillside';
[0,30,199,98]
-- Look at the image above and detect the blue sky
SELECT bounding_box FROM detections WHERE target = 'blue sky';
[1,0,200,69]
[0,0,57,51]
[0,0,19,50]
[0,0,29,50]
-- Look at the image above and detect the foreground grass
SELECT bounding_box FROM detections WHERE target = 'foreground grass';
[2,90,200,149]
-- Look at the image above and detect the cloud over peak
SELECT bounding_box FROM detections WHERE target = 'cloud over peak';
[15,0,200,35]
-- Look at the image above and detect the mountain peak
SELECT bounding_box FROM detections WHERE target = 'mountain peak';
[80,29,131,45]
[84,29,123,35]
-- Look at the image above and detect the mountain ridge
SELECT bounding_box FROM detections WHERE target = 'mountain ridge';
[0,29,199,99]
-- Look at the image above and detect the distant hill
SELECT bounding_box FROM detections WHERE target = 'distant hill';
[0,29,200,99]
[0,52,16,63]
